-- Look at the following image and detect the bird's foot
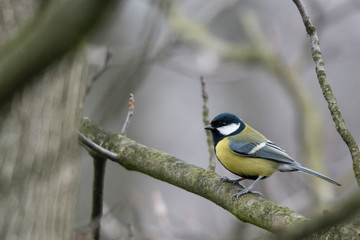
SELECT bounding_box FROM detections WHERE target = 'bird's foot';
[220,176,245,187]
[232,188,263,198]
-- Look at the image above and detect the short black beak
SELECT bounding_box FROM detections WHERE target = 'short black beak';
[204,125,214,130]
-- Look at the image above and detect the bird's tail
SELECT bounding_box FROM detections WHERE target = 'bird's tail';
[289,164,341,186]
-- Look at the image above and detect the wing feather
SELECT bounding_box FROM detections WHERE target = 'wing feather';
[228,139,295,164]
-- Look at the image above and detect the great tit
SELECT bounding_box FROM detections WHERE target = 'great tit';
[205,113,341,198]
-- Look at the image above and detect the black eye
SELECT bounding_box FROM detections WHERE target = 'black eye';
[213,121,226,128]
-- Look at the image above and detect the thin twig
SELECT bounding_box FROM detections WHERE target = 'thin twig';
[200,77,215,170]
[73,202,127,240]
[77,130,119,161]
[86,48,112,95]
[91,155,106,240]
[292,0,360,186]
[121,93,135,135]
[80,126,109,240]
[166,0,259,62]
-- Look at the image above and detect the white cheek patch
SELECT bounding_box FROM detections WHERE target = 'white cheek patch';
[217,123,240,135]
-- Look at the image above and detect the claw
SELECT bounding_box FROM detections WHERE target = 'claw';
[231,175,264,198]
[232,188,263,198]
[220,176,245,187]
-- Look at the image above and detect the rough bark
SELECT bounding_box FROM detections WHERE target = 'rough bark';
[0,2,86,237]
[0,50,86,239]
[0,0,103,238]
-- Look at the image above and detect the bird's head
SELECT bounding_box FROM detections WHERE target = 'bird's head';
[205,113,245,145]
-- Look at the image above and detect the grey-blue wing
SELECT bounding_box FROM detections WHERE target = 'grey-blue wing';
[229,139,295,164]
[227,141,258,155]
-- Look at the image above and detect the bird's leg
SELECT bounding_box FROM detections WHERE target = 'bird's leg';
[233,176,264,198]
[220,176,245,188]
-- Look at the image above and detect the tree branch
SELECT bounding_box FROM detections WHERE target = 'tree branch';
[279,192,360,240]
[165,0,259,62]
[90,155,106,240]
[200,77,216,171]
[292,0,360,186]
[86,48,112,95]
[78,117,309,233]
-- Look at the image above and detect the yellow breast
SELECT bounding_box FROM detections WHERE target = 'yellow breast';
[215,138,278,177]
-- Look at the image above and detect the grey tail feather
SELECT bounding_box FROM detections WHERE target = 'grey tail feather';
[291,164,341,186]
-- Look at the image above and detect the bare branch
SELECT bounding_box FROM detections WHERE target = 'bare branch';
[292,0,360,186]
[86,49,112,95]
[90,155,106,240]
[78,128,109,240]
[77,129,118,160]
[73,202,129,240]
[200,77,216,171]
[165,0,259,62]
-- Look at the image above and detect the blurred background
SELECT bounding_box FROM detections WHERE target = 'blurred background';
[76,0,360,239]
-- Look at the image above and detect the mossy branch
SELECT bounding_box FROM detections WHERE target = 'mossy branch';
[292,0,360,186]
[79,117,308,233]
[79,117,360,238]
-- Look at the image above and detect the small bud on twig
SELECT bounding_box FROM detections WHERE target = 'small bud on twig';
[121,93,135,136]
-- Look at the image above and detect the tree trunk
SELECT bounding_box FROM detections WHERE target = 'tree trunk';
[0,2,86,239]
[0,51,86,239]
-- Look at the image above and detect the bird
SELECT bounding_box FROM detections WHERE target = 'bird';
[204,112,341,198]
